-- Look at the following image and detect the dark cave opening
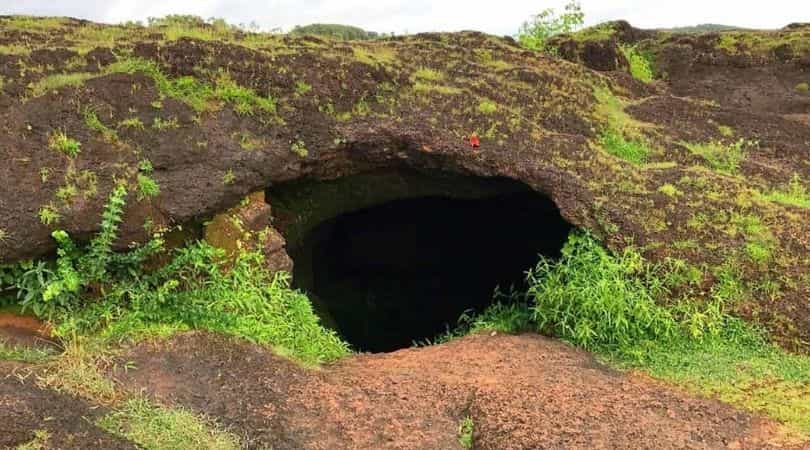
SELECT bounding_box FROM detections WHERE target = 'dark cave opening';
[271,174,573,353]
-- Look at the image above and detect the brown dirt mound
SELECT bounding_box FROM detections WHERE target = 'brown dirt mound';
[0,362,135,449]
[0,312,59,351]
[112,332,789,449]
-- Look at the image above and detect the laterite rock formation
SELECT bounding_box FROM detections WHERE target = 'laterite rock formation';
[0,17,808,350]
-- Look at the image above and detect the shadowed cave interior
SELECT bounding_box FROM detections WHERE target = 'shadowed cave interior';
[268,171,573,353]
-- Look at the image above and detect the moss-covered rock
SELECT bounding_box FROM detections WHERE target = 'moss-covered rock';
[0,17,807,351]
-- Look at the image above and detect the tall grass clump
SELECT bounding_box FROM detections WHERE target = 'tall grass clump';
[527,233,677,350]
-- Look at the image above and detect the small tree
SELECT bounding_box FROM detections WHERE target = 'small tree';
[517,1,585,52]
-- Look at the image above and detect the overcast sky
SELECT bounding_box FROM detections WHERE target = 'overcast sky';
[2,1,808,35]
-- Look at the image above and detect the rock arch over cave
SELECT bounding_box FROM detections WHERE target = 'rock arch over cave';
[267,169,573,353]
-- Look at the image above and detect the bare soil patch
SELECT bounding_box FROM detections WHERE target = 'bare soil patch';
[112,332,791,449]
[0,312,59,352]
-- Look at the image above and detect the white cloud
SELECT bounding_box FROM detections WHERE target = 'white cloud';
[1,0,808,35]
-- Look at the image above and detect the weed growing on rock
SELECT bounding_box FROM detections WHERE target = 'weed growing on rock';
[38,204,61,225]
[48,131,81,158]
[294,80,312,95]
[16,429,50,450]
[137,175,160,200]
[152,116,179,130]
[118,117,145,130]
[82,108,118,142]
[796,82,810,93]
[222,169,236,185]
[291,140,309,158]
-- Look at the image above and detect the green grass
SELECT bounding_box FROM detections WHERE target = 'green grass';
[412,82,462,96]
[412,68,444,81]
[607,328,810,438]
[98,398,242,450]
[682,139,755,174]
[619,45,654,83]
[593,86,652,164]
[657,183,682,197]
[599,129,650,165]
[118,117,145,130]
[457,416,474,449]
[29,73,94,97]
[0,341,56,363]
[765,174,809,208]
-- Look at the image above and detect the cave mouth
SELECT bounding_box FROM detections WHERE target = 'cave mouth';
[270,171,573,353]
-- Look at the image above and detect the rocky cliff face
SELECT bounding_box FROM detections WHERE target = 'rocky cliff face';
[0,17,807,349]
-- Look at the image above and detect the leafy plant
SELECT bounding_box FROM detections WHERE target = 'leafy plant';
[517,0,584,52]
[48,131,81,158]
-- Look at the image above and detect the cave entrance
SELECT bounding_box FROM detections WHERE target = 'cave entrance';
[267,170,573,353]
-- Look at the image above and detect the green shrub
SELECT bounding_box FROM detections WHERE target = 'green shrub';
[795,82,809,93]
[517,0,584,52]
